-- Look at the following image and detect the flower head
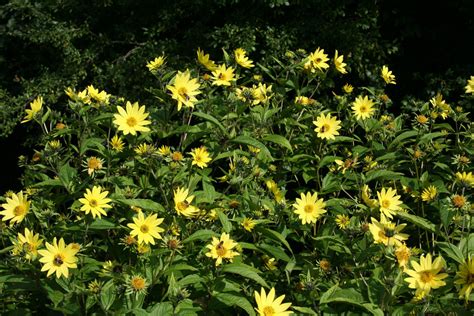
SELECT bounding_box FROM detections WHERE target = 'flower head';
[158,145,171,156]
[307,48,329,71]
[126,274,148,295]
[295,96,316,106]
[1,191,30,225]
[21,96,43,123]
[293,192,326,225]
[205,232,239,266]
[38,237,79,278]
[395,243,411,270]
[12,228,43,261]
[455,256,474,301]
[368,217,408,247]
[352,96,376,120]
[429,94,451,119]
[404,254,448,298]
[343,83,354,94]
[85,156,104,176]
[113,101,151,135]
[465,76,474,94]
[146,55,166,73]
[167,70,201,111]
[421,185,437,202]
[335,214,350,229]
[455,171,474,187]
[254,287,292,316]
[197,48,218,71]
[334,50,347,74]
[212,64,236,86]
[87,85,110,104]
[173,187,199,218]
[377,187,402,219]
[313,113,342,140]
[190,146,212,168]
[234,48,254,68]
[381,66,396,84]
[78,186,112,219]
[127,212,165,245]
[241,217,257,232]
[252,83,272,104]
[110,135,125,152]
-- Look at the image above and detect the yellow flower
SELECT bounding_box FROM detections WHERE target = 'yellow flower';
[368,217,408,247]
[352,95,376,120]
[110,135,125,152]
[361,185,378,208]
[252,83,272,104]
[377,187,402,219]
[465,76,474,94]
[197,48,218,71]
[404,254,448,298]
[205,232,239,266]
[335,214,350,229]
[1,191,30,225]
[211,64,236,86]
[308,47,329,71]
[173,187,199,218]
[295,96,316,106]
[263,256,278,271]
[334,50,347,74]
[241,217,256,232]
[158,145,171,156]
[395,243,411,270]
[254,287,292,316]
[21,96,43,123]
[171,151,184,161]
[343,83,354,94]
[190,146,212,168]
[455,171,474,187]
[313,113,342,140]
[126,274,148,295]
[421,185,437,202]
[429,94,450,119]
[38,237,79,278]
[78,186,112,219]
[12,227,43,260]
[113,101,151,135]
[85,156,104,176]
[127,212,165,245]
[146,55,166,73]
[381,65,396,84]
[134,143,158,156]
[168,70,201,111]
[234,48,254,68]
[87,85,110,104]
[455,256,474,301]
[293,192,326,225]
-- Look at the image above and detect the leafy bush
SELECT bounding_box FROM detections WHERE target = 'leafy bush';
[0,46,473,314]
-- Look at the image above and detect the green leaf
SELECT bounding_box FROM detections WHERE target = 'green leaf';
[214,292,256,316]
[419,132,446,144]
[80,137,105,154]
[58,163,77,190]
[116,199,165,213]
[177,274,204,288]
[292,306,318,315]
[217,210,232,233]
[258,243,291,262]
[100,280,116,311]
[148,302,174,316]
[364,170,403,183]
[256,227,293,254]
[89,218,117,230]
[389,130,418,149]
[262,134,292,152]
[221,263,269,288]
[396,212,436,232]
[320,285,384,316]
[436,242,465,264]
[328,136,359,144]
[192,111,227,136]
[230,135,273,160]
[183,229,218,243]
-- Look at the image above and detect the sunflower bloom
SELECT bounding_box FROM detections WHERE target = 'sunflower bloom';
[465,76,474,94]
[335,214,350,229]
[429,94,451,119]
[85,156,104,176]
[87,85,110,104]
[38,238,79,278]
[252,83,272,104]
[254,287,292,316]
[110,135,125,152]
[307,48,329,71]
[293,192,326,225]
[381,66,396,84]
[313,113,342,140]
[334,50,347,74]
[79,186,112,219]
[173,187,200,217]
[205,232,239,266]
[421,185,437,202]
[127,212,165,245]
[455,171,474,187]
[1,191,30,225]
[211,64,236,86]
[241,217,257,232]
[352,95,376,120]
[21,96,43,123]
[146,55,166,73]
[12,228,43,261]
[167,70,201,111]
[197,48,218,71]
[234,48,254,68]
[404,254,448,298]
[455,256,474,301]
[113,101,151,135]
[190,146,212,168]
[343,83,354,94]
[377,187,402,219]
[395,243,411,270]
[368,217,408,247]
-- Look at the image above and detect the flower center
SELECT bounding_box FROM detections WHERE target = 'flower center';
[467,272,474,285]
[360,105,367,112]
[218,73,226,80]
[178,87,189,101]
[88,158,101,169]
[262,306,275,316]
[320,124,330,133]
[304,204,315,213]
[53,254,64,266]
[13,204,27,216]
[315,58,322,63]
[126,117,137,127]
[419,271,434,283]
[89,199,98,207]
[131,277,146,290]
[381,200,390,208]
[215,242,226,257]
[140,225,149,233]
[177,201,189,211]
